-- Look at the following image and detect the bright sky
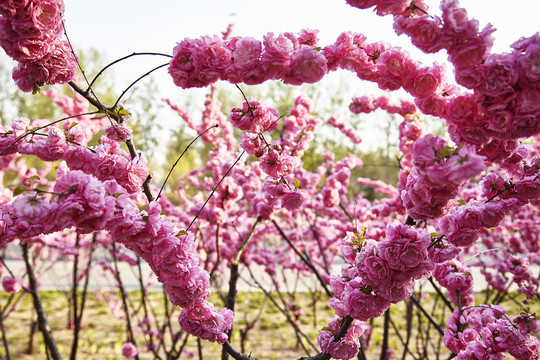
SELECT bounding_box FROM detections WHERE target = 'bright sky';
[2,1,539,155]
[58,0,540,98]
[64,0,540,57]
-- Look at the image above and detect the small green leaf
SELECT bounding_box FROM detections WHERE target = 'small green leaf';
[431,232,439,238]
[293,178,300,189]
[32,83,41,95]
[118,108,131,115]
[437,146,455,158]
[28,175,40,187]
[111,193,123,198]
[321,326,332,332]
[457,199,466,205]
[177,229,188,236]
[67,122,79,131]
[360,285,372,294]
[13,185,29,196]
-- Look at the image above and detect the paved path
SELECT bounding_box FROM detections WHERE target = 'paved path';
[3,259,500,293]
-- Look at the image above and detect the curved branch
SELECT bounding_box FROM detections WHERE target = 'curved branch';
[187,151,245,231]
[87,52,173,92]
[156,124,219,201]
[113,63,169,108]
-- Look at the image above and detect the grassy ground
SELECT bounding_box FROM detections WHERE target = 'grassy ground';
[0,289,536,359]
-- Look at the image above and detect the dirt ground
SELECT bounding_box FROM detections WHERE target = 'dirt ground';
[0,289,535,359]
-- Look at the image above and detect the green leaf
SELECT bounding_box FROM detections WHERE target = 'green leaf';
[28,175,40,187]
[457,199,466,205]
[293,178,300,189]
[177,229,188,236]
[118,108,131,115]
[67,122,79,131]
[431,232,439,238]
[321,326,332,332]
[360,285,372,294]
[32,83,41,95]
[13,185,29,196]
[437,146,455,158]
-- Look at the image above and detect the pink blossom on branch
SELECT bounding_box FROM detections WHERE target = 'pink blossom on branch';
[2,276,23,293]
[121,342,138,358]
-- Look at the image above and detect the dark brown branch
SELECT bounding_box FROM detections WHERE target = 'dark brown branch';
[272,220,332,298]
[187,151,245,231]
[22,243,61,360]
[112,243,140,360]
[409,295,444,336]
[157,124,219,200]
[222,217,262,360]
[87,52,173,91]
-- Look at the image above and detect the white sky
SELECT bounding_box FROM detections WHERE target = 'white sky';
[2,0,538,98]
[64,0,540,57]
[57,0,540,102]
[2,1,539,155]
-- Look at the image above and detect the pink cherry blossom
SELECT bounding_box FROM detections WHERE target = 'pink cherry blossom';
[2,276,23,293]
[121,342,138,358]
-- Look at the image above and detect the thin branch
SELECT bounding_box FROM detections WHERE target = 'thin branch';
[222,217,262,360]
[409,295,445,336]
[0,111,99,156]
[156,124,219,200]
[87,52,173,91]
[272,220,332,298]
[22,243,61,360]
[113,63,169,108]
[187,151,245,231]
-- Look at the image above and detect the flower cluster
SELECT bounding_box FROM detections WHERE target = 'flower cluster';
[230,99,279,134]
[433,260,474,307]
[121,342,138,359]
[0,170,234,344]
[317,317,368,360]
[402,134,486,220]
[0,0,77,92]
[391,0,540,145]
[444,305,540,359]
[327,116,362,144]
[437,157,540,249]
[169,29,326,88]
[2,276,22,293]
[329,225,434,324]
[320,154,363,208]
[64,136,148,194]
[349,94,417,117]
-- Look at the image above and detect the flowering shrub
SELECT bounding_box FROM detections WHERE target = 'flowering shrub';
[0,0,539,359]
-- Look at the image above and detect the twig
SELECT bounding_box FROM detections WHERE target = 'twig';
[156,124,219,200]
[87,52,173,91]
[0,111,99,156]
[22,242,61,360]
[222,217,262,360]
[272,220,332,297]
[112,243,140,360]
[409,295,444,336]
[187,151,245,231]
[113,63,169,108]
